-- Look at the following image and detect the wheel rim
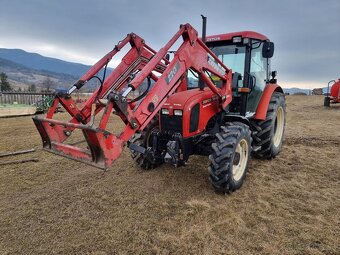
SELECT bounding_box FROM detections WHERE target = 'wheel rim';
[273,106,284,148]
[232,139,248,182]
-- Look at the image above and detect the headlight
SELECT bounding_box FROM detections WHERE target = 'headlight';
[161,108,169,115]
[232,36,242,43]
[173,109,183,116]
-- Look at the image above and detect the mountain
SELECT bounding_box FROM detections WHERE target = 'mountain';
[0,48,112,91]
[0,48,93,77]
[283,87,312,95]
[0,57,79,90]
[0,48,327,95]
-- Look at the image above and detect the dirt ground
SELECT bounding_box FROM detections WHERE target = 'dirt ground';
[0,95,339,255]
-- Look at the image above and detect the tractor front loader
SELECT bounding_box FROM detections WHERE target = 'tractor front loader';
[33,22,286,193]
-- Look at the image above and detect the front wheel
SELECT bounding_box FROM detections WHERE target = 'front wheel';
[208,122,252,193]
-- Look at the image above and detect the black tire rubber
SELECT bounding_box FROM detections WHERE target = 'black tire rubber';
[208,122,252,193]
[129,117,163,170]
[324,96,331,107]
[250,92,286,159]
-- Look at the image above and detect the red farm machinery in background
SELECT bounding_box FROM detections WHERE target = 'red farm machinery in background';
[324,79,340,107]
[33,19,286,193]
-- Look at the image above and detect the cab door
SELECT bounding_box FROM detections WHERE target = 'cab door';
[246,41,268,113]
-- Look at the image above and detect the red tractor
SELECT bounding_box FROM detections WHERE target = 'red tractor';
[33,21,286,193]
[324,79,340,106]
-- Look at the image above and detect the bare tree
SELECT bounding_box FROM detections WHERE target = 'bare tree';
[28,83,37,92]
[41,77,54,92]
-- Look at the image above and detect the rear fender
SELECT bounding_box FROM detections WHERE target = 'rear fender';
[254,84,284,120]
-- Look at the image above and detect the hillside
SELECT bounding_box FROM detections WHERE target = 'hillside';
[0,48,114,91]
[0,57,78,90]
[283,87,311,95]
[0,48,326,94]
[0,48,93,77]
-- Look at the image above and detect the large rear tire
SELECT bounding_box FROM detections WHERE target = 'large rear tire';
[129,117,163,170]
[250,92,286,159]
[209,122,251,193]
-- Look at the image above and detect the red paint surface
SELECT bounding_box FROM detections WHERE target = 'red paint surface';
[330,80,340,99]
[206,31,268,42]
[254,84,284,120]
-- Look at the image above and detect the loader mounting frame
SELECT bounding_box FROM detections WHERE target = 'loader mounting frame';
[33,24,232,169]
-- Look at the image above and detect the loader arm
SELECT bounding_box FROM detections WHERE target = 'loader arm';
[33,23,233,169]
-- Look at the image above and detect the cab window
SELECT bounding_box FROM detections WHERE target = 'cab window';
[250,41,267,90]
[211,44,245,88]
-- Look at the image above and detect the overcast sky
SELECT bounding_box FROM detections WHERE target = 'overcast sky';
[0,0,339,88]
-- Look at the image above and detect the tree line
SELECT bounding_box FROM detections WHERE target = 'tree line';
[0,72,12,91]
[0,72,55,92]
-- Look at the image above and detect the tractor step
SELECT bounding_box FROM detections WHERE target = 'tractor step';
[252,145,261,152]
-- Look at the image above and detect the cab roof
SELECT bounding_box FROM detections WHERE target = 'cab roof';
[205,31,268,42]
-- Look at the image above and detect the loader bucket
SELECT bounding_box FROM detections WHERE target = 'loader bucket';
[32,116,124,170]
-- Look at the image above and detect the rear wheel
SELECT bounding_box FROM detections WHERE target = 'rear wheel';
[250,92,286,159]
[129,117,163,170]
[208,122,251,193]
[324,96,331,107]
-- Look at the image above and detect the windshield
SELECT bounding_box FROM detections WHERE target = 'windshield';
[210,45,246,75]
[186,44,246,89]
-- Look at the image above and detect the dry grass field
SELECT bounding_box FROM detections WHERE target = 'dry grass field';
[0,95,339,254]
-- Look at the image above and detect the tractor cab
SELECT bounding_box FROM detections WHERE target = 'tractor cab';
[202,31,275,116]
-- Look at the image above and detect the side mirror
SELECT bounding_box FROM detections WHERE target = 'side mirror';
[262,41,274,58]
[165,53,170,61]
[271,71,277,78]
[270,70,277,84]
